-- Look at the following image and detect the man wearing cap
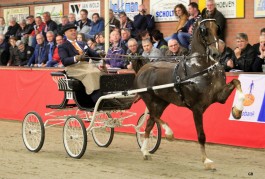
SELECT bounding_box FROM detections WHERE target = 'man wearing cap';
[58,23,102,101]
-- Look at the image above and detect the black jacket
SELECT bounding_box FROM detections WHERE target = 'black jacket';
[134,13,155,34]
[5,23,20,40]
[17,45,34,66]
[219,46,234,72]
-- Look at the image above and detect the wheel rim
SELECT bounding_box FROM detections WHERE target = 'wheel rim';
[64,117,86,158]
[92,113,113,147]
[22,113,43,151]
[137,114,160,152]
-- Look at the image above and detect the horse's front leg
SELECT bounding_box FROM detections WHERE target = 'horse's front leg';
[216,79,245,119]
[192,108,215,170]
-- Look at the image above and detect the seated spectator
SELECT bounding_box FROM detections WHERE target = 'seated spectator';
[0,17,8,35]
[218,39,234,72]
[43,31,55,67]
[119,12,135,37]
[77,9,92,34]
[5,17,19,41]
[105,30,126,69]
[27,34,47,67]
[174,2,200,49]
[252,35,265,72]
[10,40,34,66]
[46,35,64,67]
[7,37,17,66]
[231,33,256,72]
[87,38,96,50]
[109,9,120,31]
[126,38,143,69]
[0,34,9,65]
[42,12,58,39]
[202,0,226,41]
[94,32,105,52]
[31,16,45,47]
[253,28,265,55]
[152,30,168,56]
[15,19,28,43]
[77,33,86,43]
[133,4,155,35]
[23,15,35,47]
[142,38,163,62]
[121,28,131,52]
[165,39,188,57]
[68,13,78,26]
[58,16,70,34]
[86,13,104,39]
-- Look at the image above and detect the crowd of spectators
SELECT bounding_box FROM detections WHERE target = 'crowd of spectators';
[0,0,265,72]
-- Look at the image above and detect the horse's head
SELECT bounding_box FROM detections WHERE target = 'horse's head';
[191,18,220,58]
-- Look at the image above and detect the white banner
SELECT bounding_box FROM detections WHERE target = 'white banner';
[110,0,142,20]
[4,7,29,23]
[150,0,190,22]
[69,1,101,21]
[34,4,63,24]
[230,74,265,123]
[215,0,236,18]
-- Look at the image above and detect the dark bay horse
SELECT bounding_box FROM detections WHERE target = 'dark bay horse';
[133,18,245,169]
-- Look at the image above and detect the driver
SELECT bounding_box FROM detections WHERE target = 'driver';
[58,23,102,101]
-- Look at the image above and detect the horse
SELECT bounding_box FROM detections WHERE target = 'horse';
[132,17,245,170]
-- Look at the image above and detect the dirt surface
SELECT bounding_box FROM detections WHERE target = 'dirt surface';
[0,119,264,179]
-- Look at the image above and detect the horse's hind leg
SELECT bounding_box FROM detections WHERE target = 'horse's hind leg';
[216,79,245,119]
[192,107,215,170]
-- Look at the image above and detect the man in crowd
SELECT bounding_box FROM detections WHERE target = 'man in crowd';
[142,38,163,62]
[231,33,256,72]
[42,12,58,38]
[27,34,47,67]
[126,38,144,70]
[23,15,36,46]
[253,28,265,55]
[120,28,131,52]
[134,4,155,35]
[31,16,45,47]
[77,9,92,34]
[252,35,265,72]
[58,23,101,100]
[119,12,135,37]
[46,34,63,67]
[68,13,78,26]
[218,39,234,72]
[58,16,69,34]
[0,34,9,65]
[202,0,226,41]
[165,39,188,57]
[109,9,120,31]
[87,13,104,39]
[5,17,20,41]
[43,31,55,66]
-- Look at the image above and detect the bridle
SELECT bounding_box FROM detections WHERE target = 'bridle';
[199,19,219,48]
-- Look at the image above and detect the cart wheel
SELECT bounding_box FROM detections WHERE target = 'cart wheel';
[136,113,161,154]
[63,116,87,159]
[91,112,114,147]
[22,112,45,152]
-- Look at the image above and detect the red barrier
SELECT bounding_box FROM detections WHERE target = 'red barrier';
[0,67,264,148]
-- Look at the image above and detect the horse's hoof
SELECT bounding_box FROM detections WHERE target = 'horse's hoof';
[143,154,152,160]
[165,134,174,141]
[232,107,242,119]
[204,158,215,170]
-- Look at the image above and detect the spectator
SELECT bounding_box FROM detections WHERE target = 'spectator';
[27,34,47,67]
[42,12,58,38]
[142,38,163,62]
[165,39,188,57]
[87,13,104,39]
[152,29,168,56]
[202,0,226,41]
[109,9,120,31]
[0,17,8,35]
[119,12,135,37]
[58,16,69,34]
[94,32,105,52]
[5,17,20,41]
[87,38,96,50]
[126,38,143,69]
[252,35,265,72]
[0,34,9,65]
[77,33,86,43]
[12,40,34,66]
[43,31,55,67]
[15,19,28,43]
[105,30,126,69]
[68,13,78,26]
[23,15,35,47]
[231,33,256,72]
[31,16,45,47]
[174,2,200,49]
[46,35,64,67]
[120,28,131,52]
[77,9,92,34]
[253,28,265,55]
[7,37,18,66]
[218,39,234,72]
[133,4,155,35]
[58,23,101,99]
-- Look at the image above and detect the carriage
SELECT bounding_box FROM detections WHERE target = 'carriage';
[22,70,162,158]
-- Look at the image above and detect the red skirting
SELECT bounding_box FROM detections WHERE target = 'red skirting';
[0,67,264,148]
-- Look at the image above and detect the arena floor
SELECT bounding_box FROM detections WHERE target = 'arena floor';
[0,119,264,179]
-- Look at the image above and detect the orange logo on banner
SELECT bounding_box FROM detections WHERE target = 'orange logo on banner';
[243,80,255,106]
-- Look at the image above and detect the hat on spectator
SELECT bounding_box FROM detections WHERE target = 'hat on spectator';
[26,15,34,19]
[61,23,77,34]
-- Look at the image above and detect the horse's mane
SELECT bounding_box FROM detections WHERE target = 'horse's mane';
[189,15,203,46]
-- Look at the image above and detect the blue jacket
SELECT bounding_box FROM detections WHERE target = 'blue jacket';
[89,18,104,36]
[134,13,155,33]
[105,46,126,69]
[27,42,47,66]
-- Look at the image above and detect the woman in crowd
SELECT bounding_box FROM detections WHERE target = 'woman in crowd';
[77,33,86,43]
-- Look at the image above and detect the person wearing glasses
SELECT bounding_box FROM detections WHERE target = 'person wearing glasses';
[165,39,188,57]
